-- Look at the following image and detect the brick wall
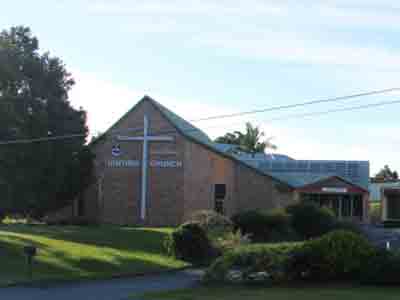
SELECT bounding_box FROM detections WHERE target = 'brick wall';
[84,100,185,226]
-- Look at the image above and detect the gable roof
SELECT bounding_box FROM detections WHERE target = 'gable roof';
[270,173,369,192]
[89,96,293,188]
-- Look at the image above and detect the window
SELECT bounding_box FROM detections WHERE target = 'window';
[214,184,226,215]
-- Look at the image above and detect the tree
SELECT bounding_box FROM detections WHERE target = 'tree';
[215,122,277,154]
[375,165,399,181]
[0,26,93,217]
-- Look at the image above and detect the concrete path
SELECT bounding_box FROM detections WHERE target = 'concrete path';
[0,269,203,300]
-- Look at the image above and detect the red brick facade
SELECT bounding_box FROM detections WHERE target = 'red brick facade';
[80,97,297,226]
[76,97,369,226]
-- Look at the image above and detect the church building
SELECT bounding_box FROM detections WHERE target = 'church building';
[76,96,369,226]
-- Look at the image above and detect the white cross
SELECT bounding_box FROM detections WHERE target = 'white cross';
[116,115,174,220]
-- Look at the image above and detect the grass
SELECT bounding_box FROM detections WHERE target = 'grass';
[369,202,382,224]
[139,285,400,300]
[370,202,381,210]
[0,224,187,286]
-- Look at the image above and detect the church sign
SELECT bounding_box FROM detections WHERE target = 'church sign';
[107,159,182,168]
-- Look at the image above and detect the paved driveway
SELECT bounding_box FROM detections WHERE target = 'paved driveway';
[0,269,203,300]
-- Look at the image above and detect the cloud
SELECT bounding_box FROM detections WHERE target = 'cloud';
[77,0,400,70]
[68,70,144,135]
[191,31,400,70]
[86,0,284,16]
[68,70,236,136]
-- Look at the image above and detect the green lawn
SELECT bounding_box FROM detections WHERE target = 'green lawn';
[0,224,187,286]
[139,285,400,300]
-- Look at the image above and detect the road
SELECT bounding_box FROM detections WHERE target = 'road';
[0,269,203,300]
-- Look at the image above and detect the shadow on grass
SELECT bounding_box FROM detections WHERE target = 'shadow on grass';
[0,225,184,286]
[0,224,171,255]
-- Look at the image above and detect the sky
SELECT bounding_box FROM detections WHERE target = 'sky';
[2,0,400,174]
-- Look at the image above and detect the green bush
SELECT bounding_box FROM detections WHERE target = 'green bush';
[190,210,233,232]
[232,209,297,242]
[205,242,302,283]
[360,249,400,285]
[214,230,251,252]
[288,230,375,281]
[165,221,218,264]
[287,202,336,239]
[369,202,381,224]
[334,220,363,235]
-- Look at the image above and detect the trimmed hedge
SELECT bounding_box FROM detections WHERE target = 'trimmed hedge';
[205,242,303,283]
[231,209,298,243]
[288,230,375,281]
[165,221,218,264]
[360,249,400,285]
[204,230,400,285]
[287,202,337,239]
[190,210,233,233]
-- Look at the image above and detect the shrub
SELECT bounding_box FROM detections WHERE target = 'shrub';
[0,211,5,223]
[190,210,233,232]
[369,202,381,224]
[287,202,336,239]
[232,209,297,242]
[165,221,218,264]
[334,220,363,235]
[215,230,251,252]
[288,230,375,281]
[205,242,302,284]
[360,249,400,285]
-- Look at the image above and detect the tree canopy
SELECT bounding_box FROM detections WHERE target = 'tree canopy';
[374,165,398,181]
[215,122,277,154]
[0,26,93,217]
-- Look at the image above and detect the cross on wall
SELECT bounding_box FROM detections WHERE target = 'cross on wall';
[116,115,174,220]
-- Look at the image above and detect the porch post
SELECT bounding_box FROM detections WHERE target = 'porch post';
[338,197,342,220]
[382,189,387,221]
[350,196,354,218]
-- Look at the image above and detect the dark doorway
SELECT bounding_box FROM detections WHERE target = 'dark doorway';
[214,184,226,214]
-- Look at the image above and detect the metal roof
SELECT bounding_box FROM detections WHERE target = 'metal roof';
[150,97,370,190]
[257,160,370,190]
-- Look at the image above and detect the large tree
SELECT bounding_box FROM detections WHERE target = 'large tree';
[374,165,399,181]
[0,26,93,217]
[215,122,277,154]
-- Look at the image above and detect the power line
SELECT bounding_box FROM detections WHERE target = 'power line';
[0,133,86,145]
[265,99,400,123]
[111,87,400,136]
[134,98,400,137]
[2,88,400,145]
[190,87,400,122]
[4,97,396,145]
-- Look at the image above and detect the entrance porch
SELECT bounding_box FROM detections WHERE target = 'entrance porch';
[300,193,364,221]
[382,188,400,221]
